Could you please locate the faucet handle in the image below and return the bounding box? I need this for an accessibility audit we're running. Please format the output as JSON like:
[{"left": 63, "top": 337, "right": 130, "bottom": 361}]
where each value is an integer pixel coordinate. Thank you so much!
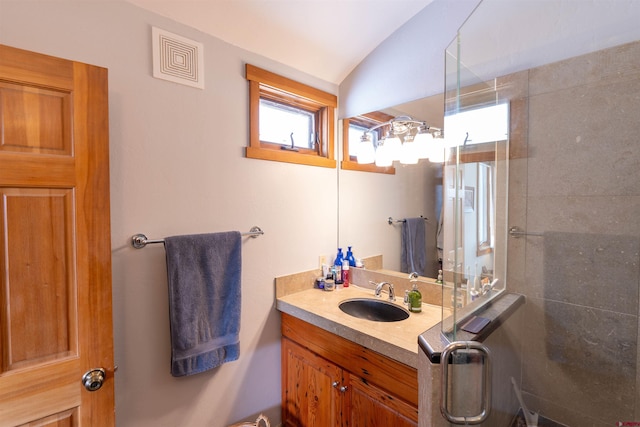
[{"left": 371, "top": 281, "right": 382, "bottom": 297}]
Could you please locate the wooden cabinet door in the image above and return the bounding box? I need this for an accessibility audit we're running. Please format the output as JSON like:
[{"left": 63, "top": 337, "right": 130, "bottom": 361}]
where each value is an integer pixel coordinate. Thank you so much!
[
  {"left": 0, "top": 45, "right": 114, "bottom": 426},
  {"left": 282, "top": 338, "right": 343, "bottom": 427},
  {"left": 346, "top": 373, "right": 418, "bottom": 427}
]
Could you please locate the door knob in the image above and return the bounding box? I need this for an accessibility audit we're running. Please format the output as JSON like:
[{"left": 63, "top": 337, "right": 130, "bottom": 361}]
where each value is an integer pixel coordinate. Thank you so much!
[{"left": 82, "top": 368, "right": 106, "bottom": 392}]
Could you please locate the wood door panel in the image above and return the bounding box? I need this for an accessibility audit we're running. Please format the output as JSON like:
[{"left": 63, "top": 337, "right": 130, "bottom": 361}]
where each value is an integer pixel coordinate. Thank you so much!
[
  {"left": 282, "top": 338, "right": 342, "bottom": 427},
  {"left": 1, "top": 188, "right": 77, "bottom": 371},
  {"left": 0, "top": 154, "right": 75, "bottom": 187},
  {"left": 0, "top": 82, "right": 72, "bottom": 155},
  {"left": 18, "top": 409, "right": 77, "bottom": 427},
  {"left": 0, "top": 359, "right": 80, "bottom": 426},
  {"left": 0, "top": 44, "right": 114, "bottom": 426},
  {"left": 348, "top": 373, "right": 418, "bottom": 427},
  {"left": 0, "top": 47, "right": 74, "bottom": 91}
]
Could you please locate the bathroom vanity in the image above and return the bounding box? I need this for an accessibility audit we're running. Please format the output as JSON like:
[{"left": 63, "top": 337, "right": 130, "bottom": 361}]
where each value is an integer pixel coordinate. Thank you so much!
[
  {"left": 276, "top": 269, "right": 445, "bottom": 426},
  {"left": 281, "top": 313, "right": 418, "bottom": 426}
]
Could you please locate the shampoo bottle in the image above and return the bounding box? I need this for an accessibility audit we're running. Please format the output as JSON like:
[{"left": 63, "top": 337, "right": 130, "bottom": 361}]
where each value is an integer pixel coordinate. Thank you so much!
[{"left": 334, "top": 248, "right": 344, "bottom": 284}]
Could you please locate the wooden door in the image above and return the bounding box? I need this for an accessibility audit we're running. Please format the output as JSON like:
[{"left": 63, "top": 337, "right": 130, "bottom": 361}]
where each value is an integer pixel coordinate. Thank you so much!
[
  {"left": 281, "top": 338, "right": 342, "bottom": 427},
  {"left": 0, "top": 45, "right": 114, "bottom": 426},
  {"left": 346, "top": 373, "right": 418, "bottom": 427}
]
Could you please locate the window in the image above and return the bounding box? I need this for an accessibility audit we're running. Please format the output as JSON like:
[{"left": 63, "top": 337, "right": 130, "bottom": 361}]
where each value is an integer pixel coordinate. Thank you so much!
[
  {"left": 341, "top": 112, "right": 395, "bottom": 174},
  {"left": 245, "top": 64, "right": 337, "bottom": 168}
]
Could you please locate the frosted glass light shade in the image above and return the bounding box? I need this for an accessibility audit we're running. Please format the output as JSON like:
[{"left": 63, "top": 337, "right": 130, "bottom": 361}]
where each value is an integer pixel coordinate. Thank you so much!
[
  {"left": 428, "top": 138, "right": 447, "bottom": 163},
  {"left": 375, "top": 143, "right": 393, "bottom": 167},
  {"left": 384, "top": 135, "right": 402, "bottom": 161},
  {"left": 357, "top": 138, "right": 375, "bottom": 164},
  {"left": 414, "top": 132, "right": 434, "bottom": 159},
  {"left": 400, "top": 141, "right": 419, "bottom": 164}
]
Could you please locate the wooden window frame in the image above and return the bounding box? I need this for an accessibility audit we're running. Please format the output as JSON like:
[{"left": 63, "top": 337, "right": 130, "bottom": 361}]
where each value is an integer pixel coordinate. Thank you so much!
[
  {"left": 245, "top": 64, "right": 337, "bottom": 168},
  {"left": 341, "top": 111, "right": 395, "bottom": 174}
]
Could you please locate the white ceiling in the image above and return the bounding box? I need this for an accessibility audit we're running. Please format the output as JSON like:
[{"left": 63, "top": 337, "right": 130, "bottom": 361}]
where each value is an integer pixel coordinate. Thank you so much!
[{"left": 126, "top": 0, "right": 434, "bottom": 84}]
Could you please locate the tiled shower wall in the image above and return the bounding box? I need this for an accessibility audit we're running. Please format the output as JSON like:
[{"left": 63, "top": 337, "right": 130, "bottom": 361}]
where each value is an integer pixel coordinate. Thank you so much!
[{"left": 507, "top": 40, "right": 640, "bottom": 427}]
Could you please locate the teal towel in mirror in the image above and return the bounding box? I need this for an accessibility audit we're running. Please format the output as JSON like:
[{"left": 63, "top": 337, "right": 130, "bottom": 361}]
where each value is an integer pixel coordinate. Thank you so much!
[{"left": 401, "top": 217, "right": 426, "bottom": 276}]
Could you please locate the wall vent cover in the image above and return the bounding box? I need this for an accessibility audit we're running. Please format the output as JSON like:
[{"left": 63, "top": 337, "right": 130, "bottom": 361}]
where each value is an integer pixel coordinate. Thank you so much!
[{"left": 152, "top": 27, "right": 204, "bottom": 89}]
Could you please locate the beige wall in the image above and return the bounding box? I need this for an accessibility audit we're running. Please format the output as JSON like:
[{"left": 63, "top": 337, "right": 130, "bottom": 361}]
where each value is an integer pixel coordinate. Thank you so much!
[
  {"left": 507, "top": 41, "right": 640, "bottom": 426},
  {"left": 0, "top": 1, "right": 340, "bottom": 425}
]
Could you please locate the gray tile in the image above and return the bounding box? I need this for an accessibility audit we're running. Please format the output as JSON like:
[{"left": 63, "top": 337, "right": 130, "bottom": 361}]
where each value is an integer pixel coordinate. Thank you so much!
[
  {"left": 522, "top": 298, "right": 637, "bottom": 424},
  {"left": 522, "top": 236, "right": 545, "bottom": 300},
  {"left": 542, "top": 231, "right": 639, "bottom": 314},
  {"left": 526, "top": 195, "right": 640, "bottom": 237},
  {"left": 521, "top": 393, "right": 614, "bottom": 427},
  {"left": 527, "top": 77, "right": 640, "bottom": 198},
  {"left": 529, "top": 41, "right": 640, "bottom": 96},
  {"left": 637, "top": 313, "right": 640, "bottom": 422}
]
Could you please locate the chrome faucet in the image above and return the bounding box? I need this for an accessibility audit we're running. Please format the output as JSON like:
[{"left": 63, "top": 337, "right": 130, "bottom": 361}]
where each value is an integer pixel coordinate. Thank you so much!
[{"left": 371, "top": 281, "right": 395, "bottom": 301}]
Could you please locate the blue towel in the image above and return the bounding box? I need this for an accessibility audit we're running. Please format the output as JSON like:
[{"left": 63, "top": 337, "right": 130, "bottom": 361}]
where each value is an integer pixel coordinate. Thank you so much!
[
  {"left": 164, "top": 232, "right": 242, "bottom": 377},
  {"left": 401, "top": 218, "right": 426, "bottom": 276}
]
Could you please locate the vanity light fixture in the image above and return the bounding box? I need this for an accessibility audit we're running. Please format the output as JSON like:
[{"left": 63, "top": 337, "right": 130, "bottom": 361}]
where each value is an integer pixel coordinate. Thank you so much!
[{"left": 357, "top": 115, "right": 444, "bottom": 165}]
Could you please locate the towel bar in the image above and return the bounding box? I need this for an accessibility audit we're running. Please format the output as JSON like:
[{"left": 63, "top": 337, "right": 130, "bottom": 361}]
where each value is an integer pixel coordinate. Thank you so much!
[
  {"left": 388, "top": 216, "right": 428, "bottom": 225},
  {"left": 131, "top": 226, "right": 264, "bottom": 249},
  {"left": 508, "top": 226, "right": 543, "bottom": 238}
]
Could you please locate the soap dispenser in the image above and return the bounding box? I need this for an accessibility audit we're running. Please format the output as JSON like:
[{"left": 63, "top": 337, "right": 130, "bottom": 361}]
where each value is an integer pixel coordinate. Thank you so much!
[{"left": 406, "top": 272, "right": 422, "bottom": 313}]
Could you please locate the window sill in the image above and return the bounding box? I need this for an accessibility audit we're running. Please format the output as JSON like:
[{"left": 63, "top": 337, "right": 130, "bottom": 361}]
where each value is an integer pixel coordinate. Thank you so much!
[
  {"left": 247, "top": 146, "right": 336, "bottom": 168},
  {"left": 340, "top": 160, "right": 395, "bottom": 174}
]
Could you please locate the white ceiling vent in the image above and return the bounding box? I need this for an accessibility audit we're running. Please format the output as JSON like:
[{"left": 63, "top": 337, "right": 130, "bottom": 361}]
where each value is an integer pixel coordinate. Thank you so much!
[{"left": 152, "top": 27, "right": 204, "bottom": 89}]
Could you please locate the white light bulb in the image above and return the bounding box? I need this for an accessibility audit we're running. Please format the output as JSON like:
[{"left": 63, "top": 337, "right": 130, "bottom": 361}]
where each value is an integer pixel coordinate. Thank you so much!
[
  {"left": 399, "top": 140, "right": 418, "bottom": 164},
  {"left": 384, "top": 135, "right": 402, "bottom": 161},
  {"left": 414, "top": 132, "right": 434, "bottom": 159},
  {"left": 357, "top": 137, "right": 375, "bottom": 164},
  {"left": 375, "top": 143, "right": 393, "bottom": 167}
]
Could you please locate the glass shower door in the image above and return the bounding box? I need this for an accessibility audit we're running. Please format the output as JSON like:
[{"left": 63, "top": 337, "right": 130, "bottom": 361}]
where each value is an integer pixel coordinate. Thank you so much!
[{"left": 437, "top": 9, "right": 511, "bottom": 424}]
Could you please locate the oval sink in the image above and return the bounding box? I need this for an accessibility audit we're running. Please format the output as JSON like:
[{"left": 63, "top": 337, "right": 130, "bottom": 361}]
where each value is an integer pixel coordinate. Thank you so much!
[{"left": 339, "top": 298, "right": 410, "bottom": 322}]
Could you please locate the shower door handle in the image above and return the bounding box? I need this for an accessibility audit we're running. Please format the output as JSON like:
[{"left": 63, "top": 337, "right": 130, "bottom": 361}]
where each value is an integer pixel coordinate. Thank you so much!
[{"left": 440, "top": 341, "right": 491, "bottom": 425}]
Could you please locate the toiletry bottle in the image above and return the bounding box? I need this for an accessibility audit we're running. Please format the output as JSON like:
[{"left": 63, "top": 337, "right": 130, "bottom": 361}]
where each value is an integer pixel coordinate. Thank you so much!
[
  {"left": 470, "top": 287, "right": 479, "bottom": 301},
  {"left": 436, "top": 270, "right": 443, "bottom": 284},
  {"left": 334, "top": 248, "right": 343, "bottom": 285},
  {"left": 342, "top": 259, "right": 350, "bottom": 287},
  {"left": 473, "top": 263, "right": 480, "bottom": 294},
  {"left": 346, "top": 246, "right": 356, "bottom": 267},
  {"left": 324, "top": 278, "right": 335, "bottom": 291},
  {"left": 470, "top": 263, "right": 480, "bottom": 301},
  {"left": 407, "top": 273, "right": 422, "bottom": 313}
]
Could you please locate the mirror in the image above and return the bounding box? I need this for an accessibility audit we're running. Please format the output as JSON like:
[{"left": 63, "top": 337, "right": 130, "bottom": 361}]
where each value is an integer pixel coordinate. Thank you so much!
[
  {"left": 338, "top": 77, "right": 510, "bottom": 320},
  {"left": 338, "top": 94, "right": 445, "bottom": 281}
]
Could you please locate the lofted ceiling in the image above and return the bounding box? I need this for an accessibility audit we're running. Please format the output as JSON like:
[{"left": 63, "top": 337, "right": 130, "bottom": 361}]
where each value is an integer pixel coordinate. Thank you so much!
[{"left": 126, "top": 0, "right": 434, "bottom": 84}]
